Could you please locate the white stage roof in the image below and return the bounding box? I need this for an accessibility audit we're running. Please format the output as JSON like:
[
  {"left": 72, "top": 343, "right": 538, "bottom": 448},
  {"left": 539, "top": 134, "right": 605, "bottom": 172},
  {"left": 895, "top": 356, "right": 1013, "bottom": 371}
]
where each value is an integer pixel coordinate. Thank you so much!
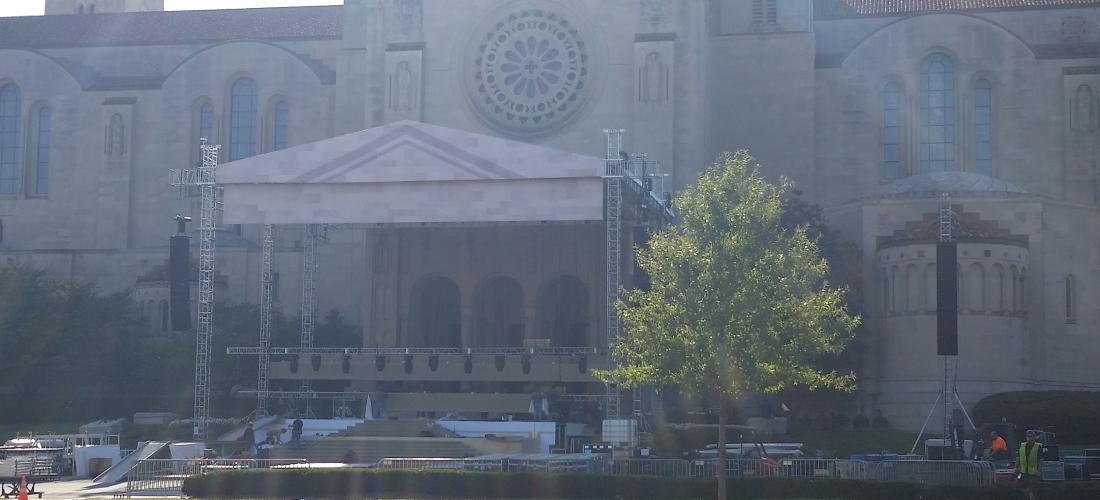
[{"left": 219, "top": 120, "right": 606, "bottom": 225}]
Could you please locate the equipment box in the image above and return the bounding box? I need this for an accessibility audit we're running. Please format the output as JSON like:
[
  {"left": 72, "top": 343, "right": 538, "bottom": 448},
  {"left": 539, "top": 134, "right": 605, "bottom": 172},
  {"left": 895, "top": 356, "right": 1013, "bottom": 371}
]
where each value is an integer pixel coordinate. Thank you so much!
[{"left": 1043, "top": 461, "right": 1065, "bottom": 481}]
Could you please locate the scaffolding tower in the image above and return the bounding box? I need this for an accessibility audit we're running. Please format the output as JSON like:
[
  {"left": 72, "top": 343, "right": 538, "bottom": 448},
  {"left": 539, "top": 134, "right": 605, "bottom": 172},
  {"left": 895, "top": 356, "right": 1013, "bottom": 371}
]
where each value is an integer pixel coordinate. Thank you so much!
[
  {"left": 603, "top": 129, "right": 624, "bottom": 421},
  {"left": 296, "top": 224, "right": 320, "bottom": 416},
  {"left": 169, "top": 140, "right": 220, "bottom": 441},
  {"left": 257, "top": 224, "right": 275, "bottom": 417}
]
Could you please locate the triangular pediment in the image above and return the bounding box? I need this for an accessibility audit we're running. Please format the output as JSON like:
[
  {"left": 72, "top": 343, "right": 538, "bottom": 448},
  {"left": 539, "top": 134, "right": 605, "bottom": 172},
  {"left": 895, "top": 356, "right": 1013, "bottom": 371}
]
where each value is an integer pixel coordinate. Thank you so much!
[{"left": 219, "top": 120, "right": 605, "bottom": 185}]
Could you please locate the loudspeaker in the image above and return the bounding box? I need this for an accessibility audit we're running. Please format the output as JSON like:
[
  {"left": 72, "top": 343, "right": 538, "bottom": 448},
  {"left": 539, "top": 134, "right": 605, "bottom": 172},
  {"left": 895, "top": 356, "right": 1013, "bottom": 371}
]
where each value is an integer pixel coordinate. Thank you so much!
[
  {"left": 169, "top": 235, "right": 191, "bottom": 332},
  {"left": 936, "top": 243, "right": 958, "bottom": 356}
]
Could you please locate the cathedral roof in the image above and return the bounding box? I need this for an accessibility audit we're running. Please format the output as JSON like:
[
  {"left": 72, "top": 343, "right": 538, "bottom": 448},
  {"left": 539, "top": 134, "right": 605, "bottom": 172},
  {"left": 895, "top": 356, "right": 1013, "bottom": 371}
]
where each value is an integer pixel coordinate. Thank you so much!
[
  {"left": 0, "top": 6, "right": 342, "bottom": 48},
  {"left": 817, "top": 0, "right": 1100, "bottom": 18},
  {"left": 869, "top": 171, "right": 1032, "bottom": 200}
]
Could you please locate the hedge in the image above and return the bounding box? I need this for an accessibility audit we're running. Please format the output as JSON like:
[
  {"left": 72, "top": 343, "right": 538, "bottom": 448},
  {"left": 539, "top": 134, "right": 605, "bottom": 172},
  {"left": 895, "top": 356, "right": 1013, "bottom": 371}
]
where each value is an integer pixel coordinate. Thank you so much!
[
  {"left": 972, "top": 391, "right": 1100, "bottom": 443},
  {"left": 180, "top": 468, "right": 1100, "bottom": 500}
]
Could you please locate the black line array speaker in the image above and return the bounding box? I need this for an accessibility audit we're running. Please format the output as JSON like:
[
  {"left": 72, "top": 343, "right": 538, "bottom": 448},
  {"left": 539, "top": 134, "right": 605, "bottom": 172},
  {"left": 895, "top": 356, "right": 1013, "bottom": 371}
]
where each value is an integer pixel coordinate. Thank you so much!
[
  {"left": 169, "top": 235, "right": 192, "bottom": 332},
  {"left": 937, "top": 242, "right": 958, "bottom": 356}
]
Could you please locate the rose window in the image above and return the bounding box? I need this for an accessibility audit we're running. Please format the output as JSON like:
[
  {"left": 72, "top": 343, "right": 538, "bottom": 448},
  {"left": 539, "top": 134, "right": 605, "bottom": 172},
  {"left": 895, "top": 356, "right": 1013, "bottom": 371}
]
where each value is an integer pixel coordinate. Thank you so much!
[{"left": 466, "top": 9, "right": 592, "bottom": 138}]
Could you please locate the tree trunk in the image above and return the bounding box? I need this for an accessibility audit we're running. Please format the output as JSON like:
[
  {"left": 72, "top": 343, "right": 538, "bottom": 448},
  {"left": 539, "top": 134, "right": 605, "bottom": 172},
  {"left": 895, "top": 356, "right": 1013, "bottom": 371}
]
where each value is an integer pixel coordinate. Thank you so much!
[{"left": 717, "top": 395, "right": 728, "bottom": 500}]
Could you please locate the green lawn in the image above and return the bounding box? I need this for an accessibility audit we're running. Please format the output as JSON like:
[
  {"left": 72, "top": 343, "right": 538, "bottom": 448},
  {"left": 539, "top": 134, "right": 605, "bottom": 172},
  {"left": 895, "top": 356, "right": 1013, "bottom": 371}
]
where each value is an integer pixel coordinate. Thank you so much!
[
  {"left": 779, "top": 429, "right": 921, "bottom": 459},
  {"left": 0, "top": 422, "right": 79, "bottom": 440}
]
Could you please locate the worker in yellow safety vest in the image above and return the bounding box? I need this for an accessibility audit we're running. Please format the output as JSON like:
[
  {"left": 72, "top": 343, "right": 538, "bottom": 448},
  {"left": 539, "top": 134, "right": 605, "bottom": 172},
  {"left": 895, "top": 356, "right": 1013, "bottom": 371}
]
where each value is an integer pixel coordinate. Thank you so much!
[{"left": 1015, "top": 429, "right": 1043, "bottom": 500}]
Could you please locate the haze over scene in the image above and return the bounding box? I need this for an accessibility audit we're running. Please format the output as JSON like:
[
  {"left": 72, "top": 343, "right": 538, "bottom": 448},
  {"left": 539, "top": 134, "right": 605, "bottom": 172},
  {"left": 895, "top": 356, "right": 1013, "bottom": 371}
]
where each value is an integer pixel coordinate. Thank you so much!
[{"left": 0, "top": 1, "right": 342, "bottom": 17}]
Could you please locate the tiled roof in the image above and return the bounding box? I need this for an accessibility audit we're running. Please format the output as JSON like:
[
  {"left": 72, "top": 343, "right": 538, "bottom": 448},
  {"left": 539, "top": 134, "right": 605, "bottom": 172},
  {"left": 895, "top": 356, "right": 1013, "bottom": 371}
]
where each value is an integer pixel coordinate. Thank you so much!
[
  {"left": 0, "top": 6, "right": 343, "bottom": 49},
  {"left": 870, "top": 172, "right": 1032, "bottom": 200},
  {"left": 817, "top": 0, "right": 1100, "bottom": 18}
]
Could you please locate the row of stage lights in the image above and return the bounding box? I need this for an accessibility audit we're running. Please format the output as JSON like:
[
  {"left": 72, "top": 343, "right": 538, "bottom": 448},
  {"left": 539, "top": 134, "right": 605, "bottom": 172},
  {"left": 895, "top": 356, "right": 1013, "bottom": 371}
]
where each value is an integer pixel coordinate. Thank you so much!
[{"left": 287, "top": 354, "right": 588, "bottom": 375}]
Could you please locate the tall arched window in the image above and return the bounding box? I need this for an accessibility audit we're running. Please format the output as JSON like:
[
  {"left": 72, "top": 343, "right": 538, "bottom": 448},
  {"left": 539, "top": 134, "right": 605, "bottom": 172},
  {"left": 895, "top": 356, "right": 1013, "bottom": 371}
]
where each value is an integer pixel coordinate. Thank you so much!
[
  {"left": 974, "top": 79, "right": 992, "bottom": 176},
  {"left": 34, "top": 107, "right": 51, "bottom": 195},
  {"left": 229, "top": 78, "right": 258, "bottom": 161},
  {"left": 1066, "top": 274, "right": 1077, "bottom": 323},
  {"left": 77, "top": 4, "right": 84, "bottom": 13},
  {"left": 883, "top": 82, "right": 901, "bottom": 179},
  {"left": 920, "top": 53, "right": 955, "bottom": 173},
  {"left": 199, "top": 102, "right": 214, "bottom": 144},
  {"left": 89, "top": 4, "right": 95, "bottom": 13},
  {"left": 273, "top": 101, "right": 288, "bottom": 151},
  {"left": 0, "top": 84, "right": 21, "bottom": 195}
]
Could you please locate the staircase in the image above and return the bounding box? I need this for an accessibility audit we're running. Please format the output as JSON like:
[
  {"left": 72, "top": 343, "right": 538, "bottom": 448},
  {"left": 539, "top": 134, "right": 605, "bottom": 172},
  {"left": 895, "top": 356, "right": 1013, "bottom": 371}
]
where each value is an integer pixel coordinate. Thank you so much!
[{"left": 268, "top": 436, "right": 477, "bottom": 464}]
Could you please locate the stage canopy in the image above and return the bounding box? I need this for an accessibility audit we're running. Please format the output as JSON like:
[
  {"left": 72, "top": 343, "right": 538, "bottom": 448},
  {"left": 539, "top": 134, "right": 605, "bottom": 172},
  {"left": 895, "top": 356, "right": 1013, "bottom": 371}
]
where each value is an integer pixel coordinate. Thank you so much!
[{"left": 219, "top": 120, "right": 607, "bottom": 225}]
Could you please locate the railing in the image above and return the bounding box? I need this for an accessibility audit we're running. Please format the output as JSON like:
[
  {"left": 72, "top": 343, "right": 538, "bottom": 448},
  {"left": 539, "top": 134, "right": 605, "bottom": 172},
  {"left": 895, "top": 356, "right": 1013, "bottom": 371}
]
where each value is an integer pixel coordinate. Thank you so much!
[
  {"left": 610, "top": 459, "right": 691, "bottom": 477},
  {"left": 125, "top": 458, "right": 309, "bottom": 496},
  {"left": 687, "top": 458, "right": 868, "bottom": 479}
]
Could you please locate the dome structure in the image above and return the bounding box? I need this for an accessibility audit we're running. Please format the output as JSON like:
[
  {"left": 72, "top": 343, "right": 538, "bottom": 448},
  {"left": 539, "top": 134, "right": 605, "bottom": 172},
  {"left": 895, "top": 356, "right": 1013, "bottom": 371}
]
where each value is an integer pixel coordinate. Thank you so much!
[{"left": 870, "top": 172, "right": 1031, "bottom": 200}]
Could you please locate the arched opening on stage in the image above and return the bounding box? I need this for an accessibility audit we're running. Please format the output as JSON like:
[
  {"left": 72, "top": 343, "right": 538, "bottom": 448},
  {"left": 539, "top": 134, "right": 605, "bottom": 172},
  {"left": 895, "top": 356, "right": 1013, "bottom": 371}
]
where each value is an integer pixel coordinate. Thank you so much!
[
  {"left": 410, "top": 275, "right": 462, "bottom": 348},
  {"left": 473, "top": 275, "right": 525, "bottom": 347},
  {"left": 537, "top": 275, "right": 590, "bottom": 347}
]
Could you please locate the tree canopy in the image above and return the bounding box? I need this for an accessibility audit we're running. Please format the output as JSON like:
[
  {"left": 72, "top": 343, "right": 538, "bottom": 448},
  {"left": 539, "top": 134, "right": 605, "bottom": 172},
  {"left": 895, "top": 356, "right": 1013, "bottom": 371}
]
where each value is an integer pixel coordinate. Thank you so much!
[{"left": 597, "top": 152, "right": 861, "bottom": 500}]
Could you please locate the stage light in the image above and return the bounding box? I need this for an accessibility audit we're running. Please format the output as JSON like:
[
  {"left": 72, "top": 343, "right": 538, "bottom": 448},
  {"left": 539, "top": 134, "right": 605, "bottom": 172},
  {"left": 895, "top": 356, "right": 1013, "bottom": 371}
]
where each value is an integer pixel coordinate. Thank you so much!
[
  {"left": 289, "top": 355, "right": 299, "bottom": 374},
  {"left": 375, "top": 355, "right": 386, "bottom": 371},
  {"left": 578, "top": 355, "right": 587, "bottom": 374},
  {"left": 404, "top": 354, "right": 414, "bottom": 374},
  {"left": 521, "top": 355, "right": 531, "bottom": 374},
  {"left": 341, "top": 355, "right": 351, "bottom": 374},
  {"left": 428, "top": 355, "right": 439, "bottom": 372},
  {"left": 464, "top": 355, "right": 473, "bottom": 374},
  {"left": 495, "top": 355, "right": 506, "bottom": 372},
  {"left": 311, "top": 355, "right": 322, "bottom": 372}
]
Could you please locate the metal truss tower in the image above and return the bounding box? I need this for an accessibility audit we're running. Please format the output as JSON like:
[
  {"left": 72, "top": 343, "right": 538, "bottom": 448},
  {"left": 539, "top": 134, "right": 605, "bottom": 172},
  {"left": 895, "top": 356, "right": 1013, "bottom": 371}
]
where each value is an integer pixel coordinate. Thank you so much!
[
  {"left": 604, "top": 129, "right": 624, "bottom": 421},
  {"left": 257, "top": 224, "right": 275, "bottom": 417},
  {"left": 298, "top": 224, "right": 320, "bottom": 415},
  {"left": 939, "top": 193, "right": 952, "bottom": 444},
  {"left": 170, "top": 140, "right": 220, "bottom": 441}
]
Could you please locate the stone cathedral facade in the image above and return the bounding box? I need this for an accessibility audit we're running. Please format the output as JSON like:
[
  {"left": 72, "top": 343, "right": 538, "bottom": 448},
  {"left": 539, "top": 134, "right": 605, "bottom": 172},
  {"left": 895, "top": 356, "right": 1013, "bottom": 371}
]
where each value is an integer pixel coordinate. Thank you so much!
[{"left": 2, "top": 0, "right": 1100, "bottom": 429}]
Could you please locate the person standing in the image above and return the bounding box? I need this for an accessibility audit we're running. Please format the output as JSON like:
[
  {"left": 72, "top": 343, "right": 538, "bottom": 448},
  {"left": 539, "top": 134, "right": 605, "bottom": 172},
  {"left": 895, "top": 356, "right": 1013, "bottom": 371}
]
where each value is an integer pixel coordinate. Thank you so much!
[
  {"left": 239, "top": 423, "right": 257, "bottom": 455},
  {"left": 1016, "top": 429, "right": 1043, "bottom": 500},
  {"left": 291, "top": 417, "right": 304, "bottom": 450}
]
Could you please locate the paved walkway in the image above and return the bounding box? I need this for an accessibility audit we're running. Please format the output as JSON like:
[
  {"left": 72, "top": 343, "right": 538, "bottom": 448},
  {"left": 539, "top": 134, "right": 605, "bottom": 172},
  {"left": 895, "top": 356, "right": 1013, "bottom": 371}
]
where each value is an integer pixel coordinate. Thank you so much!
[{"left": 22, "top": 479, "right": 147, "bottom": 500}]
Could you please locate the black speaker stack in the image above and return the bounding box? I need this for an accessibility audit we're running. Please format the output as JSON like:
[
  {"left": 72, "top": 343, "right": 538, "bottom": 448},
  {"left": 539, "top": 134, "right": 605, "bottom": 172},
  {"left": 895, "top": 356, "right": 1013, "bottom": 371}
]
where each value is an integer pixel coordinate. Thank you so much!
[
  {"left": 169, "top": 216, "right": 192, "bottom": 332},
  {"left": 936, "top": 243, "right": 958, "bottom": 356}
]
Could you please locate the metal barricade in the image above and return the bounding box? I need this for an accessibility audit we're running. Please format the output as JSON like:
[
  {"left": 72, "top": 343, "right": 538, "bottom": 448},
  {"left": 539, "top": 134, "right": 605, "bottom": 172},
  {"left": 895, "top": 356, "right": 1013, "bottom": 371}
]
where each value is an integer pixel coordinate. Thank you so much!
[
  {"left": 376, "top": 458, "right": 505, "bottom": 472},
  {"left": 877, "top": 460, "right": 994, "bottom": 486},
  {"left": 125, "top": 458, "right": 309, "bottom": 496},
  {"left": 610, "top": 459, "right": 691, "bottom": 477},
  {"left": 505, "top": 458, "right": 605, "bottom": 475},
  {"left": 775, "top": 459, "right": 868, "bottom": 479}
]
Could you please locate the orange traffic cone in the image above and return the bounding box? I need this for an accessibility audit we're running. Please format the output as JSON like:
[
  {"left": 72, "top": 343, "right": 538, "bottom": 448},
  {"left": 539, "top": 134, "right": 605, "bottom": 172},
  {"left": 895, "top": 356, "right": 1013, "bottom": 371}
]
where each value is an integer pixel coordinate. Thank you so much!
[{"left": 17, "top": 476, "right": 28, "bottom": 500}]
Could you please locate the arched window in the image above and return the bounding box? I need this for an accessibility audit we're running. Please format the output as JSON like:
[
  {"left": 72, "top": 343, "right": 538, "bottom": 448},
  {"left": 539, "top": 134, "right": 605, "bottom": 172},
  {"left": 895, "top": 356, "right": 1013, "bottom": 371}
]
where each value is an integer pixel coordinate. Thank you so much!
[
  {"left": 160, "top": 300, "right": 170, "bottom": 333},
  {"left": 883, "top": 82, "right": 901, "bottom": 179},
  {"left": 77, "top": 4, "right": 84, "bottom": 14},
  {"left": 89, "top": 4, "right": 95, "bottom": 13},
  {"left": 199, "top": 102, "right": 214, "bottom": 144},
  {"left": 273, "top": 101, "right": 288, "bottom": 151},
  {"left": 1066, "top": 274, "right": 1077, "bottom": 323},
  {"left": 974, "top": 79, "right": 992, "bottom": 176},
  {"left": 920, "top": 53, "right": 955, "bottom": 173},
  {"left": 229, "top": 78, "right": 258, "bottom": 161},
  {"left": 0, "top": 84, "right": 21, "bottom": 195},
  {"left": 34, "top": 107, "right": 50, "bottom": 195}
]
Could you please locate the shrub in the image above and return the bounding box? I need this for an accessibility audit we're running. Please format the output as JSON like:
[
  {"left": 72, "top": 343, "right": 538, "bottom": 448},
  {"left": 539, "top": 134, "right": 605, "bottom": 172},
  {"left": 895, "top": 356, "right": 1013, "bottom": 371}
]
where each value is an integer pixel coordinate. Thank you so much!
[
  {"left": 813, "top": 415, "right": 830, "bottom": 429},
  {"left": 972, "top": 391, "right": 1100, "bottom": 443},
  {"left": 852, "top": 415, "right": 870, "bottom": 429},
  {"left": 180, "top": 469, "right": 1100, "bottom": 500},
  {"left": 797, "top": 415, "right": 813, "bottom": 430},
  {"left": 832, "top": 414, "right": 852, "bottom": 430}
]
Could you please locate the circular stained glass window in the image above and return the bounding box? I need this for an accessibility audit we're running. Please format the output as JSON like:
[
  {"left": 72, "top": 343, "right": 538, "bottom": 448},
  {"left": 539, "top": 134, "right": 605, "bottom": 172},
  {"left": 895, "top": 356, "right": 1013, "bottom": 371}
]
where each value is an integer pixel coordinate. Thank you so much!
[{"left": 466, "top": 9, "right": 592, "bottom": 138}]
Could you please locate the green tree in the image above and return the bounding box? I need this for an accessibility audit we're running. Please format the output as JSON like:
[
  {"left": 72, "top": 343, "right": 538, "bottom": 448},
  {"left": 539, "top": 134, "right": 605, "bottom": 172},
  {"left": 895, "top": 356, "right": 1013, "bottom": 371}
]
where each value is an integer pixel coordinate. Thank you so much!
[{"left": 598, "top": 152, "right": 860, "bottom": 500}]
